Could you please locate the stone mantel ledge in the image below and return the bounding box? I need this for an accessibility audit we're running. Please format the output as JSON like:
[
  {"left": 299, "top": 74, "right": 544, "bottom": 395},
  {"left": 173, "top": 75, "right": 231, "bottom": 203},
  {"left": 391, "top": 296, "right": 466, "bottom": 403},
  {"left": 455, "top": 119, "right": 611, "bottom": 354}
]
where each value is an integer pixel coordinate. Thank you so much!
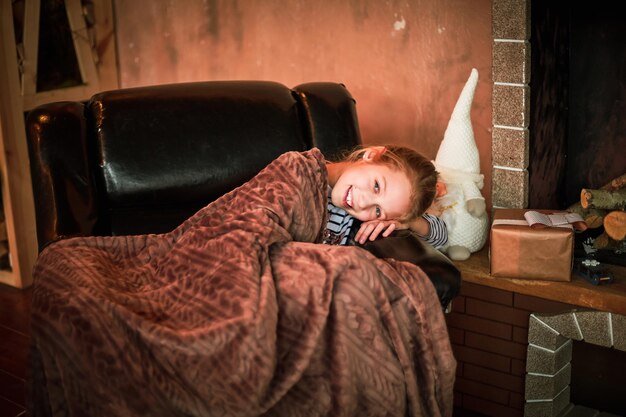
[{"left": 455, "top": 247, "right": 626, "bottom": 316}]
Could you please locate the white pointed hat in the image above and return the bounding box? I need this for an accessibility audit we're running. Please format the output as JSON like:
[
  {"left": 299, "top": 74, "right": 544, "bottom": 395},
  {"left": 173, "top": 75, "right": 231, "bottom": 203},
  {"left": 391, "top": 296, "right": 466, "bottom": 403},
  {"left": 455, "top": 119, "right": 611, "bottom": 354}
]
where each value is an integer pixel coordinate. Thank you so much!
[{"left": 435, "top": 68, "right": 480, "bottom": 175}]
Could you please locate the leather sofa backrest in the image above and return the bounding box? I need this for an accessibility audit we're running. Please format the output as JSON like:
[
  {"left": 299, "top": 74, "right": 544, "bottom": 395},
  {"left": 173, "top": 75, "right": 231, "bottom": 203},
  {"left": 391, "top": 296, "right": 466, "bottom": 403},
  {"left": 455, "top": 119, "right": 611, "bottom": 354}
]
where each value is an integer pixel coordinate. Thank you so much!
[{"left": 27, "top": 81, "right": 361, "bottom": 250}]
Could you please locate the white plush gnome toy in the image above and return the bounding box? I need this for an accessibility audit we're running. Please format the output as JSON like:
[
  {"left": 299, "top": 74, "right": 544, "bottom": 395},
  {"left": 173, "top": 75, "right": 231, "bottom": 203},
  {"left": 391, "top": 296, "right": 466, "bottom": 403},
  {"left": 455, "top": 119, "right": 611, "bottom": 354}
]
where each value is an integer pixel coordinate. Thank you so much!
[{"left": 433, "top": 68, "right": 488, "bottom": 261}]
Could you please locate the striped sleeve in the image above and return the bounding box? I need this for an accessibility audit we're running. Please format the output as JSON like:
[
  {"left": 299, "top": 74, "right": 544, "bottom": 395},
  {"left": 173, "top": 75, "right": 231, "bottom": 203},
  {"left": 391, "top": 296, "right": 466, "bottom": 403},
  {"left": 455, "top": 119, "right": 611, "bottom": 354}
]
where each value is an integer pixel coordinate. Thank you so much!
[{"left": 419, "top": 213, "right": 448, "bottom": 249}]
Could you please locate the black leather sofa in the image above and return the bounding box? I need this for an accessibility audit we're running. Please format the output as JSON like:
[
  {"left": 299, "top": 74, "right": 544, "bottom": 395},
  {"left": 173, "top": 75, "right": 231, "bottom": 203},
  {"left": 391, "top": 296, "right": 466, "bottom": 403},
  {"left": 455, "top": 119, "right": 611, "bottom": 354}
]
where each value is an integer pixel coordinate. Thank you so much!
[{"left": 25, "top": 80, "right": 460, "bottom": 307}]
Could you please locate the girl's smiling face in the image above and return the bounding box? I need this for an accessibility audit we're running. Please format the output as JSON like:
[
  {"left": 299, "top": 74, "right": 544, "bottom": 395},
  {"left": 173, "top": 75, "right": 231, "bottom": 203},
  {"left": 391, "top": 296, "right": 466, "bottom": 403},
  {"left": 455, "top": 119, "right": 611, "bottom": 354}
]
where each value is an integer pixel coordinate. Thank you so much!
[{"left": 330, "top": 161, "right": 411, "bottom": 222}]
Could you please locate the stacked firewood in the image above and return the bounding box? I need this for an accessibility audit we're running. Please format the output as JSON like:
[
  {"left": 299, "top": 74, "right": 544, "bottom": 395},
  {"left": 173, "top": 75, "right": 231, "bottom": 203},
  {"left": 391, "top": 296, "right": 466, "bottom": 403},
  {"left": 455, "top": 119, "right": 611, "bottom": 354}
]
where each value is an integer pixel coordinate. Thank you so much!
[{"left": 568, "top": 172, "right": 626, "bottom": 250}]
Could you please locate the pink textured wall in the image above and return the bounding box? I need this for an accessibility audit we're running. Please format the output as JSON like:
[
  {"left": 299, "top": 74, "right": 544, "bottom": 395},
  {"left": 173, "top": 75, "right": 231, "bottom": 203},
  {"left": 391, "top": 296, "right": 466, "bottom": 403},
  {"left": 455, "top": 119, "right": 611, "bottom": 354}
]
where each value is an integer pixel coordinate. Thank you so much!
[{"left": 114, "top": 0, "right": 492, "bottom": 205}]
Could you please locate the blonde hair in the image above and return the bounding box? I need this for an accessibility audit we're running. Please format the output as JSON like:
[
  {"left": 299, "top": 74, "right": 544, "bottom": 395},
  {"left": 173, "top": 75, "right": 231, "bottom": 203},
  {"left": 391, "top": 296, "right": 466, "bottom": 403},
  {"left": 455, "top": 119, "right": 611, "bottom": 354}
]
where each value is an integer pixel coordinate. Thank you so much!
[{"left": 338, "top": 144, "right": 438, "bottom": 222}]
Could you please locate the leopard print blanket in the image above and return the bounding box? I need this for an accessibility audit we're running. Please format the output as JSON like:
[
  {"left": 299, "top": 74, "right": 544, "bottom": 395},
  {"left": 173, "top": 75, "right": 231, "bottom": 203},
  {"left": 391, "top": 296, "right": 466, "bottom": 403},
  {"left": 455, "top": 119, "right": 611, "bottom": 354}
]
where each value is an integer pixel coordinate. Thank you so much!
[{"left": 28, "top": 149, "right": 455, "bottom": 417}]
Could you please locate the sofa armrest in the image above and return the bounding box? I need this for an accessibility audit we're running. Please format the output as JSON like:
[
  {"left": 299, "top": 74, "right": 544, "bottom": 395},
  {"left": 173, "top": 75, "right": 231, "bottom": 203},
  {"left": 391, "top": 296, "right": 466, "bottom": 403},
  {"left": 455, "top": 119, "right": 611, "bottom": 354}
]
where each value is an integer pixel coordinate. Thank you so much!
[
  {"left": 359, "top": 230, "right": 461, "bottom": 308},
  {"left": 26, "top": 102, "right": 98, "bottom": 251}
]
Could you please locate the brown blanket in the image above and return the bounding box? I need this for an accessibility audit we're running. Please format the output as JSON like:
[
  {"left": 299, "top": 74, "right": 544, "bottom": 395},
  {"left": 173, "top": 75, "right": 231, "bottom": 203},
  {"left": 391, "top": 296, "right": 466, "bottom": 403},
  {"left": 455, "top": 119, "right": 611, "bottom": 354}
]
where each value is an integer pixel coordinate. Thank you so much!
[{"left": 28, "top": 149, "right": 456, "bottom": 417}]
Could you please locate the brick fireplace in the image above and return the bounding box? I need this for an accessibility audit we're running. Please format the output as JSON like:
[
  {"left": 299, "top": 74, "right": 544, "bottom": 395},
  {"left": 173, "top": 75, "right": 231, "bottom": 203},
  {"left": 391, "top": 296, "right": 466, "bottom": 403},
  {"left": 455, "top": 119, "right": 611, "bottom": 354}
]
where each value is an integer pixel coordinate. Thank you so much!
[
  {"left": 446, "top": 280, "right": 626, "bottom": 417},
  {"left": 482, "top": 3, "right": 626, "bottom": 416}
]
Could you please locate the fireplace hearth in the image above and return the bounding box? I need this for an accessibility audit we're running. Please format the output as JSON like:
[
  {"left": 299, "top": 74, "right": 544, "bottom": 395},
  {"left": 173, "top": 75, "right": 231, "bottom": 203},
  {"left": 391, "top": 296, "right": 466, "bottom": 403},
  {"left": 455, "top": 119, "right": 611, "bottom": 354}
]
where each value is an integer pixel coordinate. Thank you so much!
[{"left": 525, "top": 311, "right": 626, "bottom": 417}]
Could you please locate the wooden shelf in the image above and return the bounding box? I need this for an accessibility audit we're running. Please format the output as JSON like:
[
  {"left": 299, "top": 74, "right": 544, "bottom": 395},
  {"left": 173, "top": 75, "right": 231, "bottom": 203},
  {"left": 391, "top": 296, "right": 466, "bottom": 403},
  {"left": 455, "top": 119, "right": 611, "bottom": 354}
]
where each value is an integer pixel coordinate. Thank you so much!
[
  {"left": 0, "top": 1, "right": 118, "bottom": 288},
  {"left": 0, "top": 3, "right": 38, "bottom": 288},
  {"left": 455, "top": 247, "right": 626, "bottom": 316}
]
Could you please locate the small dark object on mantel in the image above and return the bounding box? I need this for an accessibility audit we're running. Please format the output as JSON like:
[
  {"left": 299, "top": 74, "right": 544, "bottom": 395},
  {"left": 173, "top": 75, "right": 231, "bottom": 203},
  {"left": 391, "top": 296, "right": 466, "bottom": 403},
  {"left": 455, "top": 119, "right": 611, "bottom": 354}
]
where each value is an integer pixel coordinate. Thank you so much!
[
  {"left": 573, "top": 258, "right": 614, "bottom": 286},
  {"left": 575, "top": 231, "right": 626, "bottom": 267}
]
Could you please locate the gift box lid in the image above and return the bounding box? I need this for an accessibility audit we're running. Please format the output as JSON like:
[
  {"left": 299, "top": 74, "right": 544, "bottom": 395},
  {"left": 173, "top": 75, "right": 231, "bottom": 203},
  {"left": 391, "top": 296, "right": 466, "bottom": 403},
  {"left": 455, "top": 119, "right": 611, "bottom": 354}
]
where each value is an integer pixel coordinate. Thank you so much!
[{"left": 493, "top": 208, "right": 585, "bottom": 231}]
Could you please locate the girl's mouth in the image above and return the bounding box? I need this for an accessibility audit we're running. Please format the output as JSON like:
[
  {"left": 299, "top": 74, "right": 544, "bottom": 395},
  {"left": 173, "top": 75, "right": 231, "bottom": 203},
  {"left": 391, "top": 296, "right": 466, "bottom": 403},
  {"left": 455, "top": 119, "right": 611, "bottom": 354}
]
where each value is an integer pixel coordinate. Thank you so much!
[{"left": 345, "top": 186, "right": 353, "bottom": 208}]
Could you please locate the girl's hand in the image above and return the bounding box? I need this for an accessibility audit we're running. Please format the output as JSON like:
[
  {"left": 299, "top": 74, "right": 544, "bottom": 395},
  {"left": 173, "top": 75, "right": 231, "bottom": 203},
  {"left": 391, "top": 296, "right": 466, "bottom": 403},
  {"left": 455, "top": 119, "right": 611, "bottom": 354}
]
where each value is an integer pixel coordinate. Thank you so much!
[{"left": 355, "top": 220, "right": 407, "bottom": 244}]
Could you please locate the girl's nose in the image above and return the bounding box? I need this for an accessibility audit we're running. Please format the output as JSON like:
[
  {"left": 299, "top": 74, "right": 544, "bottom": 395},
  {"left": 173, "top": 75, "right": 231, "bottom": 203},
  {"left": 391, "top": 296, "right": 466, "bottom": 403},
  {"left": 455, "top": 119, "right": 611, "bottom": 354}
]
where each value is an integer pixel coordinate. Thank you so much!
[{"left": 357, "top": 191, "right": 373, "bottom": 210}]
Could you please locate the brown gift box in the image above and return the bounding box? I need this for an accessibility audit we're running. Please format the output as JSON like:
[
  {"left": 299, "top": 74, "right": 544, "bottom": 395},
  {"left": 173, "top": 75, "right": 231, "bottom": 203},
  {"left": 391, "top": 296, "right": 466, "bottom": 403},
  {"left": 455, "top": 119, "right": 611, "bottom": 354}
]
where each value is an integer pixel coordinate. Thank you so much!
[{"left": 490, "top": 209, "right": 574, "bottom": 281}]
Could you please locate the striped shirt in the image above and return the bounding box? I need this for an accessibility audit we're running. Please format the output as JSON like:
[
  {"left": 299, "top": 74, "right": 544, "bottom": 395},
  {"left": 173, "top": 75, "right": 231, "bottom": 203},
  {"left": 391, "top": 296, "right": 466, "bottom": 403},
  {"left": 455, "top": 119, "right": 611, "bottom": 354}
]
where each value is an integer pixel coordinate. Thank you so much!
[
  {"left": 323, "top": 192, "right": 356, "bottom": 245},
  {"left": 323, "top": 189, "right": 448, "bottom": 249},
  {"left": 420, "top": 213, "right": 448, "bottom": 249}
]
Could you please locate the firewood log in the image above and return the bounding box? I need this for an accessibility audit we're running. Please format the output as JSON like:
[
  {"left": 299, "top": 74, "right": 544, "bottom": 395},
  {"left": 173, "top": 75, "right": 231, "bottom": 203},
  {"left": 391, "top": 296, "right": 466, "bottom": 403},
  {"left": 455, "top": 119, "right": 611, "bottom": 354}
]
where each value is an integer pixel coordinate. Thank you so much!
[
  {"left": 566, "top": 202, "right": 606, "bottom": 228},
  {"left": 580, "top": 188, "right": 626, "bottom": 210},
  {"left": 604, "top": 210, "right": 626, "bottom": 241},
  {"left": 592, "top": 231, "right": 625, "bottom": 251},
  {"left": 568, "top": 174, "right": 625, "bottom": 227}
]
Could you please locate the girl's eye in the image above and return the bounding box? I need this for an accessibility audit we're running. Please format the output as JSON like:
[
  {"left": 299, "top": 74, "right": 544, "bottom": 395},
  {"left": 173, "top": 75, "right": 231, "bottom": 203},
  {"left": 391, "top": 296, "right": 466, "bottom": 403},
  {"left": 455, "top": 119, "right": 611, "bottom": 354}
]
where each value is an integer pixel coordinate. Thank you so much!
[
  {"left": 375, "top": 206, "right": 381, "bottom": 218},
  {"left": 374, "top": 181, "right": 380, "bottom": 193}
]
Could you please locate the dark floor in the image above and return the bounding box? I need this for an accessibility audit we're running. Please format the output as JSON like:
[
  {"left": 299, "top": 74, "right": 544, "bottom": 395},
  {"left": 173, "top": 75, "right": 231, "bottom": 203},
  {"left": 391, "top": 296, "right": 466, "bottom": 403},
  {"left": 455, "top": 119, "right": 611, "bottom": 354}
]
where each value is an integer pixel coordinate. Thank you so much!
[
  {"left": 0, "top": 283, "right": 486, "bottom": 417},
  {"left": 0, "top": 283, "right": 31, "bottom": 417}
]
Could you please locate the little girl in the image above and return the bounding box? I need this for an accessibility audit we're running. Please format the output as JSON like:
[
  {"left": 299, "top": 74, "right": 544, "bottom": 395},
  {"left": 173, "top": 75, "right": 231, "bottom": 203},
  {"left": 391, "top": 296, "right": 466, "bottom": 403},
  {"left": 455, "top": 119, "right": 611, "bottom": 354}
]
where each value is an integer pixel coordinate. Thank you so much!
[{"left": 323, "top": 145, "right": 448, "bottom": 249}]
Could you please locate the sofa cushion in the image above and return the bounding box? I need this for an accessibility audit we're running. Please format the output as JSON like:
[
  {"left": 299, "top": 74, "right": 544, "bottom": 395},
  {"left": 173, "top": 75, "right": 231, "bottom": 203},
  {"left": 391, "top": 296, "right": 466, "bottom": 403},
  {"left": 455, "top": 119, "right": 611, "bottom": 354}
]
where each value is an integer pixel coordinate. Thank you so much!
[{"left": 88, "top": 81, "right": 309, "bottom": 211}]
